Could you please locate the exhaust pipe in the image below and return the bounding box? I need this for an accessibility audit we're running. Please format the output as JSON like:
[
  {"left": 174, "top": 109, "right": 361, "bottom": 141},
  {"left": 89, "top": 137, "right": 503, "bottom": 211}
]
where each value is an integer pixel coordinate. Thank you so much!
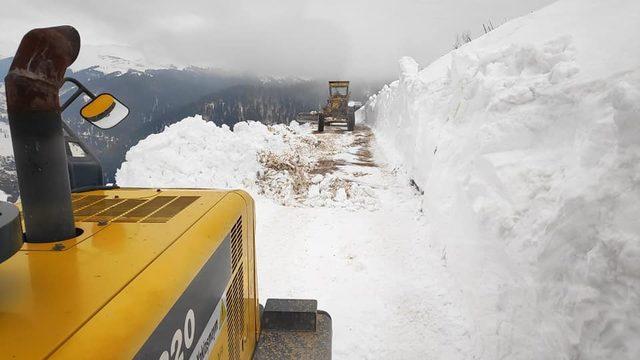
[{"left": 5, "top": 26, "right": 81, "bottom": 243}]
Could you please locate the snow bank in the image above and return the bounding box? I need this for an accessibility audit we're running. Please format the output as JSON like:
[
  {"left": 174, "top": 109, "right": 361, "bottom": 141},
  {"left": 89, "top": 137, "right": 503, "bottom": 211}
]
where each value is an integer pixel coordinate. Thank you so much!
[
  {"left": 116, "top": 116, "right": 287, "bottom": 189},
  {"left": 116, "top": 116, "right": 376, "bottom": 209},
  {"left": 362, "top": 0, "right": 640, "bottom": 358}
]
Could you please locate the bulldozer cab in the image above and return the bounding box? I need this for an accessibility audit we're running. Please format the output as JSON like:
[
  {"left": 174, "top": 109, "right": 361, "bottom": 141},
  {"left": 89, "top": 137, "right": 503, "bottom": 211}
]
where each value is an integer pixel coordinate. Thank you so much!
[
  {"left": 328, "top": 81, "right": 349, "bottom": 97},
  {"left": 326, "top": 81, "right": 350, "bottom": 113}
]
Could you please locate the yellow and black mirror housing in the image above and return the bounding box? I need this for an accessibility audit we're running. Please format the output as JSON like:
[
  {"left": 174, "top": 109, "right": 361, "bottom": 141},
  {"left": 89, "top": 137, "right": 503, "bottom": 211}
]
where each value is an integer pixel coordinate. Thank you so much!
[
  {"left": 80, "top": 93, "right": 129, "bottom": 129},
  {"left": 80, "top": 93, "right": 116, "bottom": 121}
]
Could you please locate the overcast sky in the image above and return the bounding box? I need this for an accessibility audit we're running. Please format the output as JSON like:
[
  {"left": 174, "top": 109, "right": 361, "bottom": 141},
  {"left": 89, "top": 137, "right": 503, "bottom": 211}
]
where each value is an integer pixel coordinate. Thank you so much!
[{"left": 0, "top": 0, "right": 556, "bottom": 79}]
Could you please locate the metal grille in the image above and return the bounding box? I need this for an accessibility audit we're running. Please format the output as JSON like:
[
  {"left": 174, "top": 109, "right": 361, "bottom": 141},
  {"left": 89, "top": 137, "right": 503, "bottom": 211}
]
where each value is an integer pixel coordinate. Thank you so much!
[
  {"left": 72, "top": 195, "right": 107, "bottom": 209},
  {"left": 74, "top": 199, "right": 124, "bottom": 221},
  {"left": 227, "top": 217, "right": 245, "bottom": 360},
  {"left": 230, "top": 218, "right": 243, "bottom": 271},
  {"left": 70, "top": 195, "right": 199, "bottom": 223},
  {"left": 227, "top": 267, "right": 244, "bottom": 360},
  {"left": 84, "top": 199, "right": 146, "bottom": 223},
  {"left": 112, "top": 196, "right": 176, "bottom": 223},
  {"left": 142, "top": 196, "right": 199, "bottom": 223}
]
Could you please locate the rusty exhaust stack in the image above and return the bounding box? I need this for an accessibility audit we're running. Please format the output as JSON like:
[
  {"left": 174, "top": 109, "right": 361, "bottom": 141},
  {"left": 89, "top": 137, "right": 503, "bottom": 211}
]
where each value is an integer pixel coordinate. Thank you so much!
[{"left": 5, "top": 26, "right": 80, "bottom": 243}]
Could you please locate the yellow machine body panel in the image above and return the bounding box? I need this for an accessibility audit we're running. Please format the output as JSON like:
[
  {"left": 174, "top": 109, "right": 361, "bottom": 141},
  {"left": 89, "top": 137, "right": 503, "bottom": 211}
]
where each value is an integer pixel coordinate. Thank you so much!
[{"left": 0, "top": 188, "right": 260, "bottom": 359}]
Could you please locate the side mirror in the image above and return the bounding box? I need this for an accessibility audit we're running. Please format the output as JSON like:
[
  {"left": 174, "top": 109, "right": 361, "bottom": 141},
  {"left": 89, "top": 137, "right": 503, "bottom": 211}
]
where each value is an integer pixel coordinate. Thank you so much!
[
  {"left": 61, "top": 78, "right": 129, "bottom": 129},
  {"left": 80, "top": 93, "right": 129, "bottom": 129}
]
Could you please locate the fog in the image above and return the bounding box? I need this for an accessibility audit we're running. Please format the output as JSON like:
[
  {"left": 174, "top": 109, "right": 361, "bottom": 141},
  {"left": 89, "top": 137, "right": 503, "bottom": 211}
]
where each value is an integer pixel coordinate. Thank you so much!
[{"left": 1, "top": 0, "right": 555, "bottom": 80}]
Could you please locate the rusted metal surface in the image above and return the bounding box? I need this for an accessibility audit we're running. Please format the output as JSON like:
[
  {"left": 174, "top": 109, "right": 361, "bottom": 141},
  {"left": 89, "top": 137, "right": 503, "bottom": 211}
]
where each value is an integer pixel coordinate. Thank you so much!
[
  {"left": 4, "top": 26, "right": 80, "bottom": 113},
  {"left": 5, "top": 26, "right": 80, "bottom": 242}
]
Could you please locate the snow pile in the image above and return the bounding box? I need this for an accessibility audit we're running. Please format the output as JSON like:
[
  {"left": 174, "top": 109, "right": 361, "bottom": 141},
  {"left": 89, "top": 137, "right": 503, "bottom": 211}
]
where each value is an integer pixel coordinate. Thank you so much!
[
  {"left": 116, "top": 116, "right": 376, "bottom": 209},
  {"left": 116, "top": 116, "right": 284, "bottom": 189},
  {"left": 305, "top": 172, "right": 376, "bottom": 209},
  {"left": 362, "top": 0, "right": 640, "bottom": 358}
]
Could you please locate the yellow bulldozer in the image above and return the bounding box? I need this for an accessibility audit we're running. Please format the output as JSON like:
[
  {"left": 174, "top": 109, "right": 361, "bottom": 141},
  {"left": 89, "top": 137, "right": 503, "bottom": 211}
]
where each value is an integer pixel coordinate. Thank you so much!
[
  {"left": 318, "top": 81, "right": 355, "bottom": 132},
  {"left": 0, "top": 26, "right": 331, "bottom": 359},
  {"left": 297, "top": 81, "right": 356, "bottom": 132}
]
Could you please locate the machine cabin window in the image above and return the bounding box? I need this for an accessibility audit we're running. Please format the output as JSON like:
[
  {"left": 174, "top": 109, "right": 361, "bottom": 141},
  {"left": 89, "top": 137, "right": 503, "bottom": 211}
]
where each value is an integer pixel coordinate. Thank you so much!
[{"left": 331, "top": 86, "right": 348, "bottom": 96}]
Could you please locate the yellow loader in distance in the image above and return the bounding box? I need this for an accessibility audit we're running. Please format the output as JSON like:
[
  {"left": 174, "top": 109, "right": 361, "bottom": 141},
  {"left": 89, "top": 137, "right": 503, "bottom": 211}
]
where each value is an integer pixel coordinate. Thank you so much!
[{"left": 318, "top": 81, "right": 355, "bottom": 132}]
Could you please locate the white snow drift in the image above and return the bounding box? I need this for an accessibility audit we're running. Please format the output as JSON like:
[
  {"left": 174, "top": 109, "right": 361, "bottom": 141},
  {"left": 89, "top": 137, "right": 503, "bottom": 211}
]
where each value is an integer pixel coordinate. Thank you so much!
[
  {"left": 361, "top": 0, "right": 640, "bottom": 358},
  {"left": 116, "top": 116, "right": 376, "bottom": 209},
  {"left": 116, "top": 116, "right": 287, "bottom": 189}
]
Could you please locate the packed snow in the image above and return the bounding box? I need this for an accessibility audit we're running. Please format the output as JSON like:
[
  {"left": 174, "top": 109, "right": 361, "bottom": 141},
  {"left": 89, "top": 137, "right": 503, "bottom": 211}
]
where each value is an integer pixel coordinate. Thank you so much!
[{"left": 361, "top": 0, "right": 640, "bottom": 358}]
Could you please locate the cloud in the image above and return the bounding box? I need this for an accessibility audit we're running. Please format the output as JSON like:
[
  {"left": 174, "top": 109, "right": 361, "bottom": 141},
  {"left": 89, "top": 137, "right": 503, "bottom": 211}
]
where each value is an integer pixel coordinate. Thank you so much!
[{"left": 0, "top": 0, "right": 556, "bottom": 79}]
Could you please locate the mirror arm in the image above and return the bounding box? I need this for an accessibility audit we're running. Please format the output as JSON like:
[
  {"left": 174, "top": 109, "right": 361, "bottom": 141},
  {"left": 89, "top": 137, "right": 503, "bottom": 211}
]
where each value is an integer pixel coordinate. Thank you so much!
[
  {"left": 63, "top": 77, "right": 96, "bottom": 98},
  {"left": 60, "top": 77, "right": 97, "bottom": 112},
  {"left": 60, "top": 88, "right": 83, "bottom": 112}
]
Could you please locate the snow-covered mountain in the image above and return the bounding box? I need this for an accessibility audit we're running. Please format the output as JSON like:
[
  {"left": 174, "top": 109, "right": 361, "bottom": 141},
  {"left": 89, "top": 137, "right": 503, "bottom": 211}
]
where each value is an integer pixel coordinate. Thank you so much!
[
  {"left": 68, "top": 44, "right": 176, "bottom": 75},
  {"left": 361, "top": 0, "right": 640, "bottom": 358}
]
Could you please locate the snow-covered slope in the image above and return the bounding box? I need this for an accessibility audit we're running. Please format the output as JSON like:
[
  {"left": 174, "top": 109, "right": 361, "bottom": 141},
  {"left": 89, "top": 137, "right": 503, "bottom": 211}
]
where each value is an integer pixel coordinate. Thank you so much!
[
  {"left": 0, "top": 122, "right": 12, "bottom": 157},
  {"left": 0, "top": 43, "right": 173, "bottom": 76},
  {"left": 69, "top": 44, "right": 175, "bottom": 75},
  {"left": 361, "top": 0, "right": 640, "bottom": 358},
  {"left": 0, "top": 83, "right": 6, "bottom": 119}
]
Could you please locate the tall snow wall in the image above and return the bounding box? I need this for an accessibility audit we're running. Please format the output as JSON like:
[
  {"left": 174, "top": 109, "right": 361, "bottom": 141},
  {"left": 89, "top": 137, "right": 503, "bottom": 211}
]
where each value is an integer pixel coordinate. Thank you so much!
[{"left": 361, "top": 0, "right": 640, "bottom": 358}]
